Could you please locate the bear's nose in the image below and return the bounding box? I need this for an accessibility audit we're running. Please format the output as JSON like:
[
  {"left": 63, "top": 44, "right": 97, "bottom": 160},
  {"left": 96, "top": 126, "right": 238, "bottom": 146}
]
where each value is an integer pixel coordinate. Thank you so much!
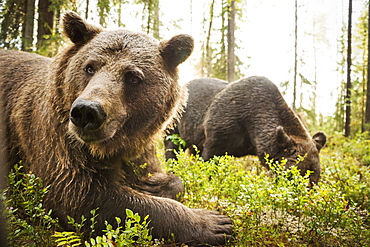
[{"left": 70, "top": 99, "right": 106, "bottom": 130}]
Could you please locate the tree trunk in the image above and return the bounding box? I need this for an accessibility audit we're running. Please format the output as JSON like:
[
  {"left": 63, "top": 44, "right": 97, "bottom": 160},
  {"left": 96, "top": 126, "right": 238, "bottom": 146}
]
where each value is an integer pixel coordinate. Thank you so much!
[
  {"left": 365, "top": 1, "right": 370, "bottom": 131},
  {"left": 85, "top": 0, "right": 89, "bottom": 20},
  {"left": 293, "top": 0, "right": 298, "bottom": 110},
  {"left": 344, "top": 0, "right": 352, "bottom": 137},
  {"left": 117, "top": 1, "right": 123, "bottom": 27},
  {"left": 216, "top": 0, "right": 226, "bottom": 80},
  {"left": 144, "top": 0, "right": 160, "bottom": 39},
  {"left": 22, "top": 0, "right": 36, "bottom": 51},
  {"left": 152, "top": 0, "right": 160, "bottom": 40},
  {"left": 146, "top": 1, "right": 151, "bottom": 34},
  {"left": 37, "top": 0, "right": 54, "bottom": 50},
  {"left": 205, "top": 0, "right": 215, "bottom": 77},
  {"left": 227, "top": 0, "right": 236, "bottom": 82}
]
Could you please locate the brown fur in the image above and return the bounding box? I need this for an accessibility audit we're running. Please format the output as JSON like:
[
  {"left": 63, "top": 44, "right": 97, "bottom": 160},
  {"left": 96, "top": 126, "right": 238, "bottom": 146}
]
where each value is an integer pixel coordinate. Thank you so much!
[
  {"left": 165, "top": 76, "right": 327, "bottom": 185},
  {"left": 0, "top": 95, "right": 7, "bottom": 246},
  {"left": 0, "top": 11, "right": 232, "bottom": 245}
]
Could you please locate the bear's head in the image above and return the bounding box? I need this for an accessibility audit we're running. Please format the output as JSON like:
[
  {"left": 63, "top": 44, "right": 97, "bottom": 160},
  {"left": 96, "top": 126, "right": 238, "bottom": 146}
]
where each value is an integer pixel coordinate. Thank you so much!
[
  {"left": 52, "top": 11, "right": 193, "bottom": 159},
  {"left": 272, "top": 126, "right": 327, "bottom": 186}
]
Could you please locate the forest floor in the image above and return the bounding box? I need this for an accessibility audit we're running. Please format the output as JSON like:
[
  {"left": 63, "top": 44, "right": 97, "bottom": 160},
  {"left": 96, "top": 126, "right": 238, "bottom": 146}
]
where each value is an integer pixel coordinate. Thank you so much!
[{"left": 3, "top": 133, "right": 370, "bottom": 246}]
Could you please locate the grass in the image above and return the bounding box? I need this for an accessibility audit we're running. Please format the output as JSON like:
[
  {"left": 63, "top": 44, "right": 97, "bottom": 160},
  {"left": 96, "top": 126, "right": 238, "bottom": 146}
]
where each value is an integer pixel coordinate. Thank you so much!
[{"left": 2, "top": 134, "right": 370, "bottom": 246}]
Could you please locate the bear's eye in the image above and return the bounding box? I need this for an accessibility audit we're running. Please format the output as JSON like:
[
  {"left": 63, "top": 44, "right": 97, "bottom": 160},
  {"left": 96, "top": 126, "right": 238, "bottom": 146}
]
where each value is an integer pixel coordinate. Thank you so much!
[
  {"left": 84, "top": 65, "right": 95, "bottom": 75},
  {"left": 125, "top": 71, "right": 144, "bottom": 85}
]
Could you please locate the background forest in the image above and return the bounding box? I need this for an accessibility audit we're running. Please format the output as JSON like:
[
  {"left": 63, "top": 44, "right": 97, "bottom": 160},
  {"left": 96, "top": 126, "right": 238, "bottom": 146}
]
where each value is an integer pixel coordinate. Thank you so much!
[
  {"left": 1, "top": 0, "right": 370, "bottom": 136},
  {"left": 1, "top": 0, "right": 370, "bottom": 246}
]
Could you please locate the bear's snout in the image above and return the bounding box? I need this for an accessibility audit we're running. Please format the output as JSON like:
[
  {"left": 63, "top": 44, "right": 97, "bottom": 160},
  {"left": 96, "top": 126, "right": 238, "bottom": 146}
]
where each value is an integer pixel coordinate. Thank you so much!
[{"left": 70, "top": 99, "right": 106, "bottom": 130}]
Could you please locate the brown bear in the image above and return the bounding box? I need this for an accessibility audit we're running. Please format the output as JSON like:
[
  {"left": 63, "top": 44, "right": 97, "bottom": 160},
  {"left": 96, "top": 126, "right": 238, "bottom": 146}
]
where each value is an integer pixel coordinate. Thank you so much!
[
  {"left": 165, "top": 78, "right": 228, "bottom": 160},
  {"left": 0, "top": 11, "right": 232, "bottom": 245},
  {"left": 165, "top": 76, "right": 327, "bottom": 186},
  {"left": 0, "top": 97, "right": 7, "bottom": 246}
]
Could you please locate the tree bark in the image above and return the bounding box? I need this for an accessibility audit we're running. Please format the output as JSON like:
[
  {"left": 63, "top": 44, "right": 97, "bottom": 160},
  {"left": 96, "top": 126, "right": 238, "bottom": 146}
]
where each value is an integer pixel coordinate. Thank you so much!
[
  {"left": 144, "top": 0, "right": 160, "bottom": 39},
  {"left": 344, "top": 0, "right": 352, "bottom": 137},
  {"left": 365, "top": 1, "right": 370, "bottom": 131},
  {"left": 37, "top": 0, "right": 54, "bottom": 50},
  {"left": 227, "top": 0, "right": 236, "bottom": 82},
  {"left": 22, "top": 0, "right": 36, "bottom": 51},
  {"left": 293, "top": 0, "right": 298, "bottom": 110},
  {"left": 205, "top": 0, "right": 215, "bottom": 77},
  {"left": 152, "top": 0, "right": 160, "bottom": 40},
  {"left": 85, "top": 0, "right": 90, "bottom": 20}
]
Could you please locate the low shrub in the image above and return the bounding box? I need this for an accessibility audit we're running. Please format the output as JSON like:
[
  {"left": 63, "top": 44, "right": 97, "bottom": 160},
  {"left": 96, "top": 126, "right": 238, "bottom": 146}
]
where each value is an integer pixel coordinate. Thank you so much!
[
  {"left": 164, "top": 142, "right": 370, "bottom": 246},
  {"left": 4, "top": 163, "right": 59, "bottom": 246},
  {"left": 3, "top": 135, "right": 370, "bottom": 246}
]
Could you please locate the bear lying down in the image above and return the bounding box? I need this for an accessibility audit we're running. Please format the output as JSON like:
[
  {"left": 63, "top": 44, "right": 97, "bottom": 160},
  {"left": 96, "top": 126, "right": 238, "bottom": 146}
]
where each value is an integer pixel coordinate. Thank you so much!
[{"left": 0, "top": 11, "right": 232, "bottom": 245}]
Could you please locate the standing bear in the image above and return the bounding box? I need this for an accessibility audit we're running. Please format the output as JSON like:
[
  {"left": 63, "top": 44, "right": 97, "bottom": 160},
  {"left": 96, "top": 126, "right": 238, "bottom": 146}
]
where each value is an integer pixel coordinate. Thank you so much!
[
  {"left": 165, "top": 76, "right": 327, "bottom": 186},
  {"left": 0, "top": 12, "right": 232, "bottom": 245},
  {"left": 165, "top": 78, "right": 228, "bottom": 160}
]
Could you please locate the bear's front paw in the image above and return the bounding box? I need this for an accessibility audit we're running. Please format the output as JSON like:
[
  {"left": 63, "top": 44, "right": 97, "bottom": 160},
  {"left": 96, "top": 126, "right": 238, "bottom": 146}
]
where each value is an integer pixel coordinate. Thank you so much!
[{"left": 184, "top": 209, "right": 233, "bottom": 246}]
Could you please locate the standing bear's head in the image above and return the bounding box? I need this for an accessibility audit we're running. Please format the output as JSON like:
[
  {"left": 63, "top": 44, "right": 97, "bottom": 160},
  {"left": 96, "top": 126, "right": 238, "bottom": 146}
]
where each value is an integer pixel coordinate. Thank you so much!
[
  {"left": 271, "top": 125, "right": 327, "bottom": 186},
  {"left": 50, "top": 11, "right": 193, "bottom": 159}
]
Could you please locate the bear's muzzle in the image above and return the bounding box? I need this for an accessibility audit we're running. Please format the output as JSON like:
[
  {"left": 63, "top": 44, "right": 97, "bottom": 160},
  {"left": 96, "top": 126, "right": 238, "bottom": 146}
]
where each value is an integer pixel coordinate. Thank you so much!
[{"left": 70, "top": 99, "right": 107, "bottom": 130}]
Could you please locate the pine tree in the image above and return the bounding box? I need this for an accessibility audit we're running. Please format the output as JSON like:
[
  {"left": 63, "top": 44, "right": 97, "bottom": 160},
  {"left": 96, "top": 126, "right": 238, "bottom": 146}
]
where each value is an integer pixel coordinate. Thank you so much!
[
  {"left": 137, "top": 0, "right": 160, "bottom": 39},
  {"left": 345, "top": 0, "right": 353, "bottom": 137},
  {"left": 293, "top": 0, "right": 298, "bottom": 110},
  {"left": 37, "top": 0, "right": 54, "bottom": 50},
  {"left": 22, "top": 0, "right": 36, "bottom": 51},
  {"left": 227, "top": 0, "right": 236, "bottom": 82},
  {"left": 366, "top": 1, "right": 370, "bottom": 131},
  {"left": 204, "top": 0, "right": 215, "bottom": 78}
]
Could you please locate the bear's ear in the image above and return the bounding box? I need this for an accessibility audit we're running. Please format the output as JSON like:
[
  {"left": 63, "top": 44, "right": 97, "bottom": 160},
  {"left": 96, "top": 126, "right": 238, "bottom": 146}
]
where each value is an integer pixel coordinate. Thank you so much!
[
  {"left": 159, "top": 34, "right": 194, "bottom": 69},
  {"left": 61, "top": 11, "right": 103, "bottom": 45},
  {"left": 276, "top": 126, "right": 292, "bottom": 149},
  {"left": 312, "top": 131, "right": 326, "bottom": 151}
]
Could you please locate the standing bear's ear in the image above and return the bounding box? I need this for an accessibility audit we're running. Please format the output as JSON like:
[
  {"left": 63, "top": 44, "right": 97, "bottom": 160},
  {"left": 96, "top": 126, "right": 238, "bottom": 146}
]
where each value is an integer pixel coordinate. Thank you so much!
[
  {"left": 62, "top": 11, "right": 103, "bottom": 45},
  {"left": 276, "top": 126, "right": 292, "bottom": 149},
  {"left": 159, "top": 34, "right": 194, "bottom": 69},
  {"left": 312, "top": 131, "right": 327, "bottom": 151}
]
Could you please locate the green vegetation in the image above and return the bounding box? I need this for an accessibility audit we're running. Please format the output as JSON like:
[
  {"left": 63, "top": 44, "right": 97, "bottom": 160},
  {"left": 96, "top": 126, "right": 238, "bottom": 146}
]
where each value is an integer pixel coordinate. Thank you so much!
[
  {"left": 3, "top": 134, "right": 370, "bottom": 246},
  {"left": 3, "top": 166, "right": 158, "bottom": 247},
  {"left": 53, "top": 209, "right": 154, "bottom": 247},
  {"left": 4, "top": 164, "right": 58, "bottom": 246},
  {"left": 165, "top": 136, "right": 370, "bottom": 246}
]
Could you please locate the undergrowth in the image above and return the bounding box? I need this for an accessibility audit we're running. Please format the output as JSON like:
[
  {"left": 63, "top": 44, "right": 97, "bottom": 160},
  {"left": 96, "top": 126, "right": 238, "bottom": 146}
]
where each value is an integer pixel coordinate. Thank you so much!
[{"left": 2, "top": 135, "right": 370, "bottom": 246}]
